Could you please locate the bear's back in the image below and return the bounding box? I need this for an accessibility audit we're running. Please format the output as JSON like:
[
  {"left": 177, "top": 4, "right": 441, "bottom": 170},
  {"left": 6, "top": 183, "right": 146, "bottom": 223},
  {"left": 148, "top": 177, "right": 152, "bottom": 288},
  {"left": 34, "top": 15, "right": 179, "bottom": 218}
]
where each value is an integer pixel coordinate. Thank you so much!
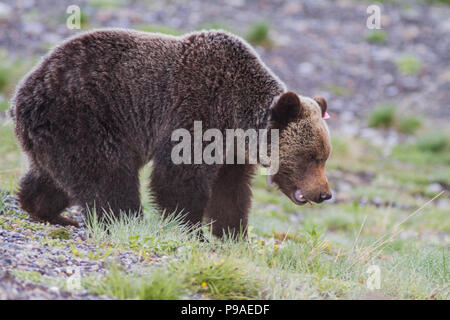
[
  {"left": 173, "top": 30, "right": 285, "bottom": 129},
  {"left": 11, "top": 29, "right": 285, "bottom": 158}
]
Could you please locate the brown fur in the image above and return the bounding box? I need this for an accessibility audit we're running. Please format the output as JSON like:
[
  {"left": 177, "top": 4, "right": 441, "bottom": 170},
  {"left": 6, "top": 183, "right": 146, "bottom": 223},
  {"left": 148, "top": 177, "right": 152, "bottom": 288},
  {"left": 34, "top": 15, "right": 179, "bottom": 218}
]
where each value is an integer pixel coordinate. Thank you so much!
[
  {"left": 269, "top": 92, "right": 332, "bottom": 204},
  {"left": 10, "top": 29, "right": 331, "bottom": 238}
]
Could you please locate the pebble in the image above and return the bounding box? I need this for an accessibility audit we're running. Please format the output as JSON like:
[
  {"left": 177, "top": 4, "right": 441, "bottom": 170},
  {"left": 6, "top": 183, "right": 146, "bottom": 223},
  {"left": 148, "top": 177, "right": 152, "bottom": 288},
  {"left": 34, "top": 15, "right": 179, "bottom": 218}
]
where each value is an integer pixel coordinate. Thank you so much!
[
  {"left": 0, "top": 3, "right": 12, "bottom": 19},
  {"left": 426, "top": 183, "right": 443, "bottom": 194}
]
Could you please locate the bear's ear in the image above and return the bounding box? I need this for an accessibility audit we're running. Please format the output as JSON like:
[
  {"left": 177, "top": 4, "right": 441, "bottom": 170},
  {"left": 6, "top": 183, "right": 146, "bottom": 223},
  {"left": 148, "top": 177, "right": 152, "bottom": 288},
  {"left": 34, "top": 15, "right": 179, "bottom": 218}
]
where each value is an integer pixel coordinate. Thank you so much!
[
  {"left": 270, "top": 92, "right": 303, "bottom": 126},
  {"left": 313, "top": 97, "right": 328, "bottom": 118}
]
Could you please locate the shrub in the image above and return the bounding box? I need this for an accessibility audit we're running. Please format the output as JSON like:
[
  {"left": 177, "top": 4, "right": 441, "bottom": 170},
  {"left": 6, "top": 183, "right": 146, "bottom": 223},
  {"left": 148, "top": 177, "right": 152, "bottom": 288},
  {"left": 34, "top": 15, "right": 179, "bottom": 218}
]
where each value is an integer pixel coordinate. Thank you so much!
[
  {"left": 368, "top": 104, "right": 396, "bottom": 128},
  {"left": 366, "top": 30, "right": 387, "bottom": 44},
  {"left": 416, "top": 134, "right": 448, "bottom": 153},
  {"left": 398, "top": 116, "right": 422, "bottom": 134},
  {"left": 246, "top": 21, "right": 271, "bottom": 47},
  {"left": 396, "top": 55, "right": 422, "bottom": 75}
]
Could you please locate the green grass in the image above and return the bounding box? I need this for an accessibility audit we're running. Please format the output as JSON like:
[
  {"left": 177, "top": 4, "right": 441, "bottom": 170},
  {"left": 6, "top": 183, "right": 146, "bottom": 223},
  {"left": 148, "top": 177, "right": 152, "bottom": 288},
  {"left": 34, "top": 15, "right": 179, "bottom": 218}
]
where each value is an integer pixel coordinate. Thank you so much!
[
  {"left": 48, "top": 227, "right": 72, "bottom": 240},
  {"left": 89, "top": 0, "right": 127, "bottom": 8},
  {"left": 426, "top": 0, "right": 450, "bottom": 5},
  {"left": 368, "top": 103, "right": 396, "bottom": 128},
  {"left": 0, "top": 99, "right": 9, "bottom": 112},
  {"left": 135, "top": 25, "right": 182, "bottom": 36},
  {"left": 246, "top": 21, "right": 272, "bottom": 48},
  {"left": 326, "top": 84, "right": 352, "bottom": 97},
  {"left": 366, "top": 30, "right": 387, "bottom": 44},
  {"left": 0, "top": 55, "right": 33, "bottom": 97},
  {"left": 0, "top": 120, "right": 24, "bottom": 190},
  {"left": 396, "top": 55, "right": 423, "bottom": 75},
  {"left": 416, "top": 133, "right": 448, "bottom": 153},
  {"left": 398, "top": 116, "right": 422, "bottom": 134},
  {"left": 0, "top": 109, "right": 448, "bottom": 299},
  {"left": 368, "top": 103, "right": 422, "bottom": 134},
  {"left": 85, "top": 265, "right": 185, "bottom": 299}
]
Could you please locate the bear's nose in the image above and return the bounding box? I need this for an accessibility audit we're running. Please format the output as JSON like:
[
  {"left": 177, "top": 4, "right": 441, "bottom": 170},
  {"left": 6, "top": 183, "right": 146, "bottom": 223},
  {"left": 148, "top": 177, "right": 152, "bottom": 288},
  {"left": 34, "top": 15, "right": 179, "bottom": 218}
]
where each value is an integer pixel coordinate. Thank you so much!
[{"left": 320, "top": 192, "right": 332, "bottom": 201}]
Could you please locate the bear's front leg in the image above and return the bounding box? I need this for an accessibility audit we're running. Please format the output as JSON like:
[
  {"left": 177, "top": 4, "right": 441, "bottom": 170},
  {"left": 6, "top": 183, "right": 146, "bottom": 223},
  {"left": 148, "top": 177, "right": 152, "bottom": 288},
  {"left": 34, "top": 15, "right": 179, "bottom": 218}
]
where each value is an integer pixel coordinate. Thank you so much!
[
  {"left": 204, "top": 163, "right": 256, "bottom": 239},
  {"left": 150, "top": 159, "right": 215, "bottom": 230}
]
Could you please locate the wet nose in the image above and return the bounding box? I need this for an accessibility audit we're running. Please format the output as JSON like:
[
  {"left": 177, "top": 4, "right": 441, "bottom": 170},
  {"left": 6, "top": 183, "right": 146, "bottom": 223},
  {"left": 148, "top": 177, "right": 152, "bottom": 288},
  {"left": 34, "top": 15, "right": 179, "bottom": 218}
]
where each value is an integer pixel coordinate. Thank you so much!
[{"left": 320, "top": 192, "right": 332, "bottom": 201}]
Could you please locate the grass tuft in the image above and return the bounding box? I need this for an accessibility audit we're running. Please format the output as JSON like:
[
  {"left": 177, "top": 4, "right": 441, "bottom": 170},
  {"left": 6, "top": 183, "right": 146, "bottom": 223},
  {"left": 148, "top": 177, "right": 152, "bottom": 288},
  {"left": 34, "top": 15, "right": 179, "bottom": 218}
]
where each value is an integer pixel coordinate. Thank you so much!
[
  {"left": 368, "top": 103, "right": 396, "bottom": 128},
  {"left": 246, "top": 21, "right": 272, "bottom": 47},
  {"left": 135, "top": 25, "right": 182, "bottom": 36},
  {"left": 170, "top": 249, "right": 261, "bottom": 300},
  {"left": 48, "top": 227, "right": 71, "bottom": 240},
  {"left": 86, "top": 264, "right": 185, "bottom": 299},
  {"left": 416, "top": 133, "right": 448, "bottom": 153},
  {"left": 89, "top": 0, "right": 126, "bottom": 8},
  {"left": 396, "top": 55, "right": 422, "bottom": 75},
  {"left": 366, "top": 30, "right": 387, "bottom": 44},
  {"left": 398, "top": 116, "right": 422, "bottom": 134}
]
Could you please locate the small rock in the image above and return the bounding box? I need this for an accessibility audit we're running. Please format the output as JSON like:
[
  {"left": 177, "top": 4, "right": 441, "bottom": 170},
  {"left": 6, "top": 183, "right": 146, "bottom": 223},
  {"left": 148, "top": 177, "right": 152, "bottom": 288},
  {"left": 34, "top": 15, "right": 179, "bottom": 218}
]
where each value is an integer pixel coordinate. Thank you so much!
[
  {"left": 426, "top": 183, "right": 443, "bottom": 194},
  {"left": 0, "top": 3, "right": 12, "bottom": 19}
]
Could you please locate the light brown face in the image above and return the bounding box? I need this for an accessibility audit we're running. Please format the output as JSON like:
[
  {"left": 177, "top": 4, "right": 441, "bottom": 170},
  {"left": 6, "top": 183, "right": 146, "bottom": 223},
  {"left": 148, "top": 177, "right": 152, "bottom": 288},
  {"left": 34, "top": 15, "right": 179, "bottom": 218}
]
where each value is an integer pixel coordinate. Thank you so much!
[{"left": 268, "top": 92, "right": 332, "bottom": 205}]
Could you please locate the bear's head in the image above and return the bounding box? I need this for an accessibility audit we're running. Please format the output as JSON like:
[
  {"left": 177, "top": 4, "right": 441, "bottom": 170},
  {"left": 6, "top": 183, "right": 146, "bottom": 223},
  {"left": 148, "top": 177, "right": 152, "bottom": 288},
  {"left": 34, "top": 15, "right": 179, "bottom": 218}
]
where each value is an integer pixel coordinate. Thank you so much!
[{"left": 267, "top": 91, "right": 332, "bottom": 205}]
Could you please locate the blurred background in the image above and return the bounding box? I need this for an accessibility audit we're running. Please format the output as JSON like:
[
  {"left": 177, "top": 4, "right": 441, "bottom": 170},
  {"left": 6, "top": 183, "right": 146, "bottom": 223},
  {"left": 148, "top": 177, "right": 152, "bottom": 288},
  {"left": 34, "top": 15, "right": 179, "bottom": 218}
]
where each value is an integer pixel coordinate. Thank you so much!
[
  {"left": 1, "top": 0, "right": 448, "bottom": 205},
  {"left": 0, "top": 0, "right": 448, "bottom": 299}
]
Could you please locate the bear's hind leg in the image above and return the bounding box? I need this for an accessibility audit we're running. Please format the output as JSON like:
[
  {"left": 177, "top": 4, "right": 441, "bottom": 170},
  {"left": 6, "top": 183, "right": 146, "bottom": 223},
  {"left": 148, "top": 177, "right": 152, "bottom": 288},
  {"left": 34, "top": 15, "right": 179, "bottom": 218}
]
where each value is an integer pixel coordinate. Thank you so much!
[
  {"left": 17, "top": 168, "right": 78, "bottom": 227},
  {"left": 72, "top": 168, "right": 141, "bottom": 223},
  {"left": 205, "top": 164, "right": 255, "bottom": 239}
]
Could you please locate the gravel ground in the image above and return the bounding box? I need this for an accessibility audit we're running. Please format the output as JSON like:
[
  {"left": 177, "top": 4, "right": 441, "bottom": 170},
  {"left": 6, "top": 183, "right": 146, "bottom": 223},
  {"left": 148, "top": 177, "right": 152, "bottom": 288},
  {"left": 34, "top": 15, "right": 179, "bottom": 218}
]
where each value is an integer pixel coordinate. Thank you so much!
[{"left": 0, "top": 193, "right": 153, "bottom": 299}]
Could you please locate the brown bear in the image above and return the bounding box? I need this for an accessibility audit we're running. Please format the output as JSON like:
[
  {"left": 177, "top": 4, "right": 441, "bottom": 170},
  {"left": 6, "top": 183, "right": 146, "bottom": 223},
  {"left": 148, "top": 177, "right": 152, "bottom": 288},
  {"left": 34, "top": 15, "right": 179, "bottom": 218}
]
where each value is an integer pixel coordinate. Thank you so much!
[{"left": 9, "top": 29, "right": 331, "bottom": 237}]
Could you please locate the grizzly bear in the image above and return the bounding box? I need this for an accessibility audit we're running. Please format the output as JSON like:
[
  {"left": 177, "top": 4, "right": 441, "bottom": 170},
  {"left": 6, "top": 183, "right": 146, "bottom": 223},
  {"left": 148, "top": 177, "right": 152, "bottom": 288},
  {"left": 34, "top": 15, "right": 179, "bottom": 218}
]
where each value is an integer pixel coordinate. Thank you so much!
[{"left": 10, "top": 29, "right": 331, "bottom": 237}]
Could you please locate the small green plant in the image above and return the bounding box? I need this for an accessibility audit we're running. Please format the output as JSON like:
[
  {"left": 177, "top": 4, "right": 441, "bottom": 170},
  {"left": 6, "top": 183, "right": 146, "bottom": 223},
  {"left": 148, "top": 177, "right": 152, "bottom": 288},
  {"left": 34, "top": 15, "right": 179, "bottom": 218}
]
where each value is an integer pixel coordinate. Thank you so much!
[
  {"left": 88, "top": 248, "right": 112, "bottom": 260},
  {"left": 426, "top": 0, "right": 450, "bottom": 4},
  {"left": 80, "top": 11, "right": 90, "bottom": 29},
  {"left": 398, "top": 116, "right": 422, "bottom": 134},
  {"left": 0, "top": 99, "right": 9, "bottom": 113},
  {"left": 136, "top": 25, "right": 182, "bottom": 36},
  {"left": 48, "top": 227, "right": 71, "bottom": 240},
  {"left": 366, "top": 30, "right": 387, "bottom": 44},
  {"left": 246, "top": 21, "right": 272, "bottom": 47},
  {"left": 0, "top": 54, "right": 33, "bottom": 96},
  {"left": 0, "top": 68, "right": 8, "bottom": 93},
  {"left": 416, "top": 133, "right": 448, "bottom": 153},
  {"left": 171, "top": 250, "right": 260, "bottom": 299},
  {"left": 396, "top": 55, "right": 422, "bottom": 75},
  {"left": 89, "top": 0, "right": 126, "bottom": 8},
  {"left": 368, "top": 104, "right": 396, "bottom": 128},
  {"left": 87, "top": 265, "right": 184, "bottom": 300},
  {"left": 327, "top": 84, "right": 352, "bottom": 97}
]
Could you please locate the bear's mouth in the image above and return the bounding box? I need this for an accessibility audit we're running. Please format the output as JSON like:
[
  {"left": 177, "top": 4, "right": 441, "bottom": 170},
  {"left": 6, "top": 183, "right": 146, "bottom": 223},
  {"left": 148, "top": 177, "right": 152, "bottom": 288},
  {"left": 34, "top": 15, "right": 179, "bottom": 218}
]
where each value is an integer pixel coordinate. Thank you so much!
[{"left": 292, "top": 189, "right": 309, "bottom": 205}]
